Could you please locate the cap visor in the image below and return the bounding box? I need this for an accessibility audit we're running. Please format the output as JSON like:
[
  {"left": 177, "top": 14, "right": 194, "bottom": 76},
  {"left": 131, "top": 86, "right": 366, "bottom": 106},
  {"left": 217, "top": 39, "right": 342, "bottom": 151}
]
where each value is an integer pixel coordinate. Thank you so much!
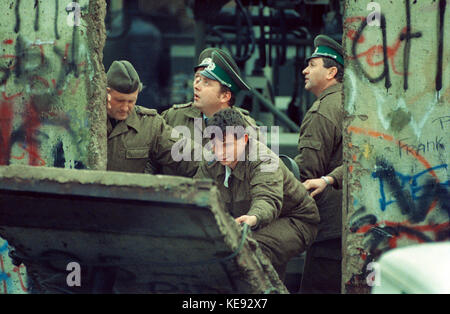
[{"left": 200, "top": 69, "right": 222, "bottom": 83}]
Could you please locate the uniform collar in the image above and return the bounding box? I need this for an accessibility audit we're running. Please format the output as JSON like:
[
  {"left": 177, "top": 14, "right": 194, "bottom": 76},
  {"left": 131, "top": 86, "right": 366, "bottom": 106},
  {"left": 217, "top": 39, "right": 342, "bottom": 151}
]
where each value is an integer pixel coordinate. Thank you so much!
[
  {"left": 220, "top": 144, "right": 249, "bottom": 182},
  {"left": 230, "top": 160, "right": 246, "bottom": 181},
  {"left": 185, "top": 103, "right": 202, "bottom": 119},
  {"left": 107, "top": 108, "right": 140, "bottom": 139},
  {"left": 207, "top": 156, "right": 246, "bottom": 182},
  {"left": 125, "top": 108, "right": 140, "bottom": 132},
  {"left": 318, "top": 82, "right": 342, "bottom": 101}
]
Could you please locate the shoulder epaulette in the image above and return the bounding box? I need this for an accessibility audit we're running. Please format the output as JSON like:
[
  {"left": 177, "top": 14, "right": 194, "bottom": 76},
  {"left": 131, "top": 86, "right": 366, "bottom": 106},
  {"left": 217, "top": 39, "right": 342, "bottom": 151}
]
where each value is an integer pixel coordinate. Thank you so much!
[
  {"left": 136, "top": 105, "right": 157, "bottom": 116},
  {"left": 236, "top": 107, "right": 250, "bottom": 115},
  {"left": 173, "top": 102, "right": 192, "bottom": 110}
]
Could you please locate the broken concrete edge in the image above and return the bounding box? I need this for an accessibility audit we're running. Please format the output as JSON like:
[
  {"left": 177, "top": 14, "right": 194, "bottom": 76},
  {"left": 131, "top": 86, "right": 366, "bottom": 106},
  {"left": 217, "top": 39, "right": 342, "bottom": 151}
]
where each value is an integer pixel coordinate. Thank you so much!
[
  {"left": 0, "top": 164, "right": 288, "bottom": 293},
  {"left": 86, "top": 0, "right": 107, "bottom": 171},
  {"left": 208, "top": 186, "right": 289, "bottom": 294},
  {"left": 0, "top": 165, "right": 213, "bottom": 206}
]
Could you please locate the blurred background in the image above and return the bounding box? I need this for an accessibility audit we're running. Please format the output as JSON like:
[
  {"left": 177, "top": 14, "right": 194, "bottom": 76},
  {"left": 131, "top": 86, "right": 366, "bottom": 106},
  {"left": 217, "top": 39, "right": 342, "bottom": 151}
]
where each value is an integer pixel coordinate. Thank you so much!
[{"left": 103, "top": 0, "right": 343, "bottom": 131}]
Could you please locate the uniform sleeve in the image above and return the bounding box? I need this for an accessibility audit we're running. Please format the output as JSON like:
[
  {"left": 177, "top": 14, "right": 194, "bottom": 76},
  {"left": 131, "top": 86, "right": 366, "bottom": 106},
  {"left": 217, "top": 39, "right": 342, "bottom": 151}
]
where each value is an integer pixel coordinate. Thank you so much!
[
  {"left": 294, "top": 112, "right": 340, "bottom": 181},
  {"left": 151, "top": 115, "right": 200, "bottom": 177},
  {"left": 247, "top": 158, "right": 283, "bottom": 229},
  {"left": 328, "top": 165, "right": 343, "bottom": 189}
]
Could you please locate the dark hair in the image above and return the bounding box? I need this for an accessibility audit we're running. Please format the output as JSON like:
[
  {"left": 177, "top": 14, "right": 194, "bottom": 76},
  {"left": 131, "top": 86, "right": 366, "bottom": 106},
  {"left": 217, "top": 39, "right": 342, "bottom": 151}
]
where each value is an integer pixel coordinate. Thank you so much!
[
  {"left": 322, "top": 57, "right": 344, "bottom": 83},
  {"left": 219, "top": 85, "right": 236, "bottom": 107},
  {"left": 208, "top": 108, "right": 246, "bottom": 140}
]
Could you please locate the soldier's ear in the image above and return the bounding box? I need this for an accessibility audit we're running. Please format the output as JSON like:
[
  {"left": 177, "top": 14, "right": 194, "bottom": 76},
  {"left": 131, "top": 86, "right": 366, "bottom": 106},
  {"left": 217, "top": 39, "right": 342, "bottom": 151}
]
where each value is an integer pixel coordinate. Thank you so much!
[
  {"left": 220, "top": 89, "right": 232, "bottom": 104},
  {"left": 327, "top": 66, "right": 338, "bottom": 80}
]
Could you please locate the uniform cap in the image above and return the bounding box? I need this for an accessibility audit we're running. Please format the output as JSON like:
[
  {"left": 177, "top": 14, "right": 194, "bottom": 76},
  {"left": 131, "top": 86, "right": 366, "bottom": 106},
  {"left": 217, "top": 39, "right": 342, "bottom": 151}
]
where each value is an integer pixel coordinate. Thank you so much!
[
  {"left": 199, "top": 51, "right": 251, "bottom": 94},
  {"left": 307, "top": 35, "right": 344, "bottom": 66},
  {"left": 194, "top": 47, "right": 241, "bottom": 76},
  {"left": 107, "top": 60, "right": 143, "bottom": 94}
]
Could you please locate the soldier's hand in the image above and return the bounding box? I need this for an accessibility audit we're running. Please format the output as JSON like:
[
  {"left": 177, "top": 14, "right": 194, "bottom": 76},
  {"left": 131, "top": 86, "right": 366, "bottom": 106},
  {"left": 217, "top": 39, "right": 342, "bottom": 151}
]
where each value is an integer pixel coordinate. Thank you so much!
[
  {"left": 235, "top": 215, "right": 257, "bottom": 227},
  {"left": 303, "top": 177, "right": 331, "bottom": 198}
]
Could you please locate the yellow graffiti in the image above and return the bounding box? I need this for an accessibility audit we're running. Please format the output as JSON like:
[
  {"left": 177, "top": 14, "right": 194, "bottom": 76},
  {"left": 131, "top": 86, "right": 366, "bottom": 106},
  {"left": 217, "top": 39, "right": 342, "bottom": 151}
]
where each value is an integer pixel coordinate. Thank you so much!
[{"left": 363, "top": 143, "right": 372, "bottom": 160}]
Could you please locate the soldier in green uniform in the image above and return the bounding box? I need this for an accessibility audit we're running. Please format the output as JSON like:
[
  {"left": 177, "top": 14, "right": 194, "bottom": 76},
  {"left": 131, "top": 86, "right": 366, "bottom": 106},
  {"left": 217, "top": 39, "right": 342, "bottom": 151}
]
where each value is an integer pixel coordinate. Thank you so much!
[
  {"left": 106, "top": 60, "right": 198, "bottom": 176},
  {"left": 194, "top": 108, "right": 320, "bottom": 280},
  {"left": 294, "top": 35, "right": 344, "bottom": 293},
  {"left": 161, "top": 47, "right": 258, "bottom": 148}
]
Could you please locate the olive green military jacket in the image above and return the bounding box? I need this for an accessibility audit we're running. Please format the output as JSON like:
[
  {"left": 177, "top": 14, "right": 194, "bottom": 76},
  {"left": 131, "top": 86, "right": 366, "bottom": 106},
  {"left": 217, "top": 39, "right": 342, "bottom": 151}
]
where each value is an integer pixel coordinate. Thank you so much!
[
  {"left": 161, "top": 102, "right": 259, "bottom": 146},
  {"left": 294, "top": 83, "right": 343, "bottom": 241},
  {"left": 329, "top": 165, "right": 343, "bottom": 189},
  {"left": 107, "top": 105, "right": 198, "bottom": 177},
  {"left": 194, "top": 141, "right": 319, "bottom": 240}
]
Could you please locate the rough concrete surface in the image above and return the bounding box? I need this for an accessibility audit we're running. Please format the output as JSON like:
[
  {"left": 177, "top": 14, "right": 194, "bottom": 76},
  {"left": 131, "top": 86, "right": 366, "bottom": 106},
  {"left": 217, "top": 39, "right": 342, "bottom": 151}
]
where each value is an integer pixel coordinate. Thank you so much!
[
  {"left": 0, "top": 0, "right": 106, "bottom": 293},
  {"left": 342, "top": 0, "right": 449, "bottom": 294}
]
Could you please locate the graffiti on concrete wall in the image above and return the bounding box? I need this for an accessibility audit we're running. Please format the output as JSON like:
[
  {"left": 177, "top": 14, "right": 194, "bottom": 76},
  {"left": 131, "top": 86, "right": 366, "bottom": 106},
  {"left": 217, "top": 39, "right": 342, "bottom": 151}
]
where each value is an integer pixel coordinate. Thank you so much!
[
  {"left": 0, "top": 0, "right": 91, "bottom": 169},
  {"left": 1, "top": 0, "right": 93, "bottom": 294},
  {"left": 344, "top": 0, "right": 449, "bottom": 293},
  {"left": 0, "top": 239, "right": 28, "bottom": 294},
  {"left": 345, "top": 126, "right": 449, "bottom": 292},
  {"left": 347, "top": 0, "right": 446, "bottom": 92}
]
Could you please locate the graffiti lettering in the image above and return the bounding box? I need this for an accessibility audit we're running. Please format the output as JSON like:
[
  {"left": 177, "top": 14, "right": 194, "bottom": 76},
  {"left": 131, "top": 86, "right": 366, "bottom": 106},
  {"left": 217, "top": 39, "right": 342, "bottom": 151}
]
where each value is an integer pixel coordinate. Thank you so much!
[
  {"left": 432, "top": 116, "right": 450, "bottom": 130},
  {"left": 401, "top": 0, "right": 422, "bottom": 90},
  {"left": 436, "top": 0, "right": 446, "bottom": 93},
  {"left": 346, "top": 0, "right": 449, "bottom": 91},
  {"left": 0, "top": 3, "right": 89, "bottom": 167},
  {"left": 398, "top": 136, "right": 445, "bottom": 158},
  {"left": 351, "top": 14, "right": 392, "bottom": 90},
  {"left": 14, "top": 0, "right": 20, "bottom": 33},
  {"left": 346, "top": 126, "right": 449, "bottom": 293},
  {"left": 372, "top": 158, "right": 448, "bottom": 221}
]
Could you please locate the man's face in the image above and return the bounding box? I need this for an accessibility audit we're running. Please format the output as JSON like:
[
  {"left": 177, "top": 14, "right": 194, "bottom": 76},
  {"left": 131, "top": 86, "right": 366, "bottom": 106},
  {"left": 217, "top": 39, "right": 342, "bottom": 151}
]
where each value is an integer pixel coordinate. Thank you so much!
[
  {"left": 107, "top": 88, "right": 139, "bottom": 120},
  {"left": 193, "top": 70, "right": 229, "bottom": 116},
  {"left": 302, "top": 57, "right": 332, "bottom": 96},
  {"left": 213, "top": 133, "right": 248, "bottom": 169}
]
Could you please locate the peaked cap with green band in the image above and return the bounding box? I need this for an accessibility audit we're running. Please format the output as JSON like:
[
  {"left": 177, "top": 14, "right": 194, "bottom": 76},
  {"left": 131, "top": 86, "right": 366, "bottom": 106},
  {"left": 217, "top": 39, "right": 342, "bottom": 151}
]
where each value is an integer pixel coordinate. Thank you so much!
[
  {"left": 199, "top": 51, "right": 251, "bottom": 94},
  {"left": 107, "top": 60, "right": 143, "bottom": 94},
  {"left": 194, "top": 47, "right": 241, "bottom": 76},
  {"left": 307, "top": 35, "right": 344, "bottom": 66}
]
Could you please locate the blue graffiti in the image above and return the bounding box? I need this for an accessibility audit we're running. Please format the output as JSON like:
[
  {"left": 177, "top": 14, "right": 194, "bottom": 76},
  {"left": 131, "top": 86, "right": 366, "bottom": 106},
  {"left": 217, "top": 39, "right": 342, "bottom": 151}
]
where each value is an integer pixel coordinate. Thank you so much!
[
  {"left": 372, "top": 163, "right": 449, "bottom": 215},
  {"left": 0, "top": 240, "right": 11, "bottom": 293},
  {"left": 0, "top": 241, "right": 8, "bottom": 253}
]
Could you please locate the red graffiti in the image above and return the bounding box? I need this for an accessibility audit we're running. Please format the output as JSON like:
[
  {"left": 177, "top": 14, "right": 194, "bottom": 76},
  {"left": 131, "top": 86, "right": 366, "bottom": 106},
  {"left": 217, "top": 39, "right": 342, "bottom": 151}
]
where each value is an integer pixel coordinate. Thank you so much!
[
  {"left": 10, "top": 152, "right": 25, "bottom": 160},
  {"left": 349, "top": 27, "right": 408, "bottom": 75},
  {"left": 12, "top": 265, "right": 28, "bottom": 293},
  {"left": 23, "top": 101, "right": 44, "bottom": 166},
  {"left": 348, "top": 126, "right": 449, "bottom": 264},
  {"left": 354, "top": 221, "right": 449, "bottom": 262},
  {"left": 348, "top": 126, "right": 437, "bottom": 178},
  {"left": 0, "top": 257, "right": 29, "bottom": 294},
  {"left": 0, "top": 40, "right": 85, "bottom": 95},
  {"left": 345, "top": 16, "right": 415, "bottom": 76},
  {"left": 345, "top": 16, "right": 366, "bottom": 43},
  {"left": 0, "top": 91, "right": 46, "bottom": 166},
  {"left": 0, "top": 102, "right": 13, "bottom": 165}
]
